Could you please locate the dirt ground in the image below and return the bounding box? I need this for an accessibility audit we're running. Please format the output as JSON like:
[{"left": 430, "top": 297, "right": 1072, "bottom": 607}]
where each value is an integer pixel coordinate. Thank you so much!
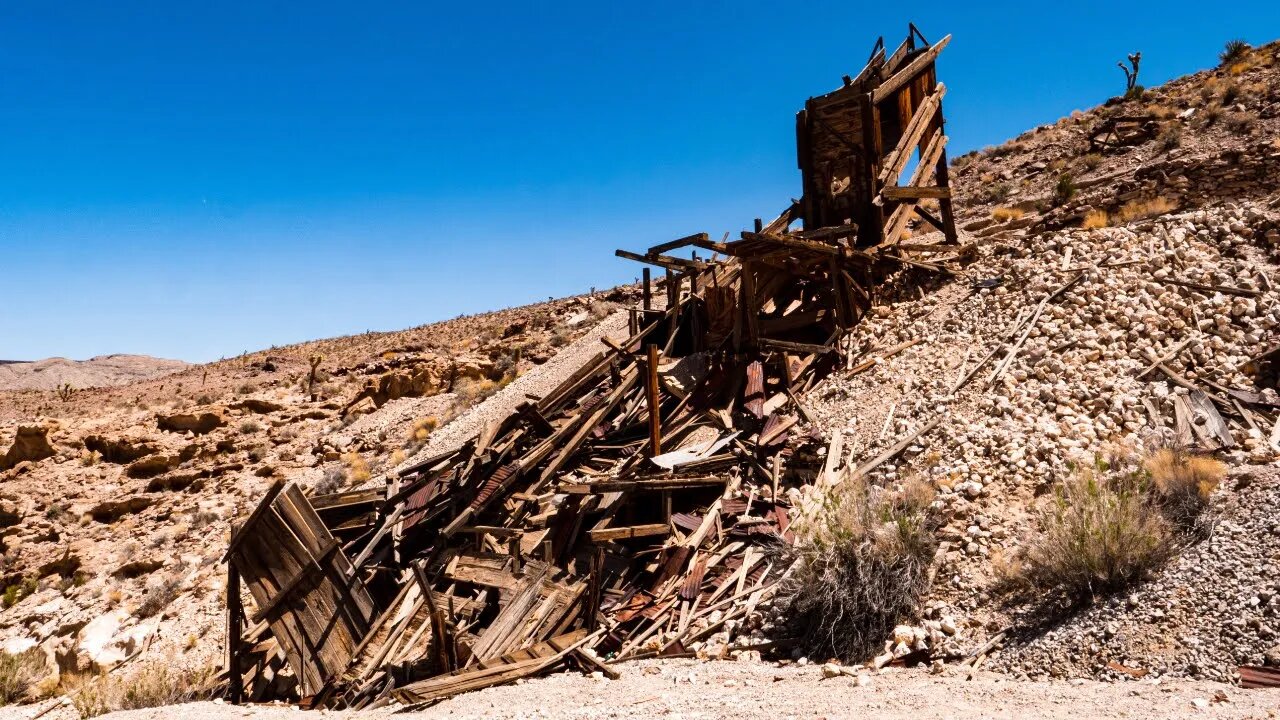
[{"left": 7, "top": 661, "right": 1278, "bottom": 720}]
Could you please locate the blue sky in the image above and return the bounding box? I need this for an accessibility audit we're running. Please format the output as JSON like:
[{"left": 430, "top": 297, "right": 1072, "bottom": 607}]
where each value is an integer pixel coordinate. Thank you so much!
[{"left": 1, "top": 2, "right": 1276, "bottom": 362}]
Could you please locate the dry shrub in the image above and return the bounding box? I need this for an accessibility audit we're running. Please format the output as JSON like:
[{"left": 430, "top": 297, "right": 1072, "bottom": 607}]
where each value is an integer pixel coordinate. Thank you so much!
[
  {"left": 1082, "top": 209, "right": 1110, "bottom": 229},
  {"left": 1144, "top": 447, "right": 1224, "bottom": 536},
  {"left": 314, "top": 465, "right": 346, "bottom": 495},
  {"left": 775, "top": 475, "right": 937, "bottom": 661},
  {"left": 1079, "top": 152, "right": 1103, "bottom": 171},
  {"left": 1155, "top": 124, "right": 1181, "bottom": 150},
  {"left": 1222, "top": 110, "right": 1257, "bottom": 134},
  {"left": 991, "top": 206, "right": 1024, "bottom": 222},
  {"left": 454, "top": 378, "right": 499, "bottom": 406},
  {"left": 136, "top": 572, "right": 183, "bottom": 618},
  {"left": 1022, "top": 466, "right": 1172, "bottom": 601},
  {"left": 0, "top": 650, "right": 48, "bottom": 705},
  {"left": 342, "top": 452, "right": 371, "bottom": 484},
  {"left": 66, "top": 663, "right": 216, "bottom": 718},
  {"left": 1115, "top": 196, "right": 1177, "bottom": 223}
]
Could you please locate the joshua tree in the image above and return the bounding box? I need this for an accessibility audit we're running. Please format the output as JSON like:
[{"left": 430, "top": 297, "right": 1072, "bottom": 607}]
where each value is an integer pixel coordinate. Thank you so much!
[
  {"left": 1118, "top": 51, "right": 1142, "bottom": 99},
  {"left": 308, "top": 354, "right": 324, "bottom": 402}
]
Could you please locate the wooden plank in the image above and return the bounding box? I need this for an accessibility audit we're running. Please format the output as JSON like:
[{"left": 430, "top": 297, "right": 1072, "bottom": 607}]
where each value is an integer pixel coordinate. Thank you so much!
[
  {"left": 880, "top": 185, "right": 951, "bottom": 200},
  {"left": 645, "top": 344, "right": 662, "bottom": 457},
  {"left": 871, "top": 35, "right": 951, "bottom": 104},
  {"left": 877, "top": 83, "right": 946, "bottom": 186},
  {"left": 588, "top": 524, "right": 671, "bottom": 542}
]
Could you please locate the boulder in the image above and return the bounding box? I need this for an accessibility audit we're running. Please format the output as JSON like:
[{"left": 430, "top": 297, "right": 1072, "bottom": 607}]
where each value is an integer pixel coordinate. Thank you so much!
[
  {"left": 0, "top": 497, "right": 21, "bottom": 528},
  {"left": 157, "top": 409, "right": 226, "bottom": 435},
  {"left": 231, "top": 399, "right": 285, "bottom": 414},
  {"left": 88, "top": 497, "right": 153, "bottom": 523},
  {"left": 1, "top": 426, "right": 55, "bottom": 471},
  {"left": 124, "top": 454, "right": 177, "bottom": 479}
]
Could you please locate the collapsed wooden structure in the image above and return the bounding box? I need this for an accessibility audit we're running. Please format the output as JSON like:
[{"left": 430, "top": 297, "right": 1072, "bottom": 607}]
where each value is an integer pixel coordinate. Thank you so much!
[{"left": 223, "top": 26, "right": 965, "bottom": 709}]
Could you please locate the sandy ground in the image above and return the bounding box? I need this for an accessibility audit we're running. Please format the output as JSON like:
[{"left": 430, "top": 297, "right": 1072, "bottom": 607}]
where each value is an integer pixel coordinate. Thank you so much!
[{"left": 8, "top": 661, "right": 1278, "bottom": 720}]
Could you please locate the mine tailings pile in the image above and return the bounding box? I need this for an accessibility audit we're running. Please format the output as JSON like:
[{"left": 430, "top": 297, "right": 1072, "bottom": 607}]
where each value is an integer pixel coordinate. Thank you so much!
[{"left": 221, "top": 25, "right": 971, "bottom": 710}]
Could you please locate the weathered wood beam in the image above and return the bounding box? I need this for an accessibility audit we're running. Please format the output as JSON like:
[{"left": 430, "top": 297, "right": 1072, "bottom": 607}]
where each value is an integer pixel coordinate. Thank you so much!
[
  {"left": 880, "top": 185, "right": 951, "bottom": 201},
  {"left": 588, "top": 524, "right": 671, "bottom": 542},
  {"left": 877, "top": 83, "right": 946, "bottom": 186},
  {"left": 871, "top": 34, "right": 951, "bottom": 105}
]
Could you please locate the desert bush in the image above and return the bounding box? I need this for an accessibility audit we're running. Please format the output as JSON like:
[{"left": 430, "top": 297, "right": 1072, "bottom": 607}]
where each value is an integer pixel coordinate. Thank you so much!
[
  {"left": 136, "top": 572, "right": 183, "bottom": 618},
  {"left": 1222, "top": 110, "right": 1257, "bottom": 134},
  {"left": 1201, "top": 105, "right": 1223, "bottom": 126},
  {"left": 409, "top": 416, "right": 439, "bottom": 445},
  {"left": 342, "top": 452, "right": 371, "bottom": 484},
  {"left": 1022, "top": 466, "right": 1172, "bottom": 601},
  {"left": 2, "top": 578, "right": 38, "bottom": 609},
  {"left": 1079, "top": 152, "right": 1103, "bottom": 171},
  {"left": 1155, "top": 125, "right": 1181, "bottom": 151},
  {"left": 80, "top": 450, "right": 100, "bottom": 467},
  {"left": 977, "top": 181, "right": 1012, "bottom": 204},
  {"left": 991, "top": 206, "right": 1024, "bottom": 222},
  {"left": 238, "top": 420, "right": 261, "bottom": 435},
  {"left": 1144, "top": 447, "right": 1224, "bottom": 537},
  {"left": 1053, "top": 173, "right": 1076, "bottom": 205},
  {"left": 454, "top": 378, "right": 500, "bottom": 406},
  {"left": 548, "top": 327, "right": 573, "bottom": 348},
  {"left": 1081, "top": 209, "right": 1110, "bottom": 229},
  {"left": 1220, "top": 39, "right": 1251, "bottom": 67},
  {"left": 0, "top": 650, "right": 48, "bottom": 705},
  {"left": 774, "top": 475, "right": 937, "bottom": 662},
  {"left": 1123, "top": 85, "right": 1144, "bottom": 102},
  {"left": 65, "top": 663, "right": 216, "bottom": 718},
  {"left": 315, "top": 465, "right": 346, "bottom": 495}
]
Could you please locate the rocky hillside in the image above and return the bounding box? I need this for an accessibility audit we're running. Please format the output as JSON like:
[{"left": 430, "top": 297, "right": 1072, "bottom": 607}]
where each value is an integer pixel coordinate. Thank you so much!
[
  {"left": 1, "top": 36, "right": 1278, "bottom": 717},
  {"left": 800, "top": 38, "right": 1280, "bottom": 682},
  {"left": 0, "top": 286, "right": 636, "bottom": 685},
  {"left": 0, "top": 356, "right": 189, "bottom": 392}
]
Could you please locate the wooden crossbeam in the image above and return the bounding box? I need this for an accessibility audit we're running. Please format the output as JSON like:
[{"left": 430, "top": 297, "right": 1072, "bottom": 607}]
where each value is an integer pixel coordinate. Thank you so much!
[
  {"left": 588, "top": 524, "right": 671, "bottom": 542},
  {"left": 880, "top": 185, "right": 951, "bottom": 201}
]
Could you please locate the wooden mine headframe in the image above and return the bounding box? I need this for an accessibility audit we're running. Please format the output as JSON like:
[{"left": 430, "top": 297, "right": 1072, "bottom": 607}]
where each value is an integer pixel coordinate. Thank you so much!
[{"left": 796, "top": 23, "right": 957, "bottom": 247}]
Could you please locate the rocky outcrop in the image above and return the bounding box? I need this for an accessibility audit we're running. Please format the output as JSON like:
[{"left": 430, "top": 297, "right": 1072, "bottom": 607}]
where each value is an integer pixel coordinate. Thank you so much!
[
  {"left": 156, "top": 409, "right": 226, "bottom": 435},
  {"left": 1, "top": 426, "right": 55, "bottom": 471},
  {"left": 82, "top": 435, "right": 157, "bottom": 464}
]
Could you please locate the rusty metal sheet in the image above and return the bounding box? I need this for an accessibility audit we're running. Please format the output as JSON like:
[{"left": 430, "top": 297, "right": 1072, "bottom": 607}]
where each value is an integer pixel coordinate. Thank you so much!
[{"left": 1240, "top": 665, "right": 1280, "bottom": 688}]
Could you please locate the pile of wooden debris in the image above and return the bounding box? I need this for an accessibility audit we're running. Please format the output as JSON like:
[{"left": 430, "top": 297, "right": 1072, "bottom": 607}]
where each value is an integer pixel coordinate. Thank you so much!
[{"left": 222, "top": 25, "right": 970, "bottom": 710}]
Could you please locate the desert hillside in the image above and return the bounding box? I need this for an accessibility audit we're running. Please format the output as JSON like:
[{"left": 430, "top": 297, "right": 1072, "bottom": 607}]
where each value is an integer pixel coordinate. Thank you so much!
[
  {"left": 0, "top": 356, "right": 189, "bottom": 393},
  {"left": 1, "top": 36, "right": 1279, "bottom": 720}
]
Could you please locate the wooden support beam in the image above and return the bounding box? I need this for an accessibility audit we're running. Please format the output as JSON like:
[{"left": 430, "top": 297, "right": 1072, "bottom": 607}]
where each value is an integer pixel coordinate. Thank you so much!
[
  {"left": 614, "top": 248, "right": 704, "bottom": 271},
  {"left": 226, "top": 562, "right": 244, "bottom": 704},
  {"left": 877, "top": 83, "right": 946, "bottom": 186},
  {"left": 645, "top": 344, "right": 662, "bottom": 457},
  {"left": 871, "top": 35, "right": 951, "bottom": 104}
]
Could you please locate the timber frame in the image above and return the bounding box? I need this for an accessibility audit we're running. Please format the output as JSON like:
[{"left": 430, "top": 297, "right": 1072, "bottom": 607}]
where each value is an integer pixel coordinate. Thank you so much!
[{"left": 796, "top": 24, "right": 958, "bottom": 249}]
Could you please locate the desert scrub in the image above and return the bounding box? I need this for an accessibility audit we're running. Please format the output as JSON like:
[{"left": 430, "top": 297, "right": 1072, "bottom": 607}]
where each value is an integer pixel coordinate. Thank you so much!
[
  {"left": 1220, "top": 39, "right": 1251, "bottom": 67},
  {"left": 66, "top": 662, "right": 216, "bottom": 718},
  {"left": 1018, "top": 444, "right": 1221, "bottom": 603},
  {"left": 774, "top": 475, "right": 937, "bottom": 662},
  {"left": 0, "top": 649, "right": 48, "bottom": 704},
  {"left": 136, "top": 572, "right": 183, "bottom": 618},
  {"left": 1053, "top": 173, "right": 1076, "bottom": 205}
]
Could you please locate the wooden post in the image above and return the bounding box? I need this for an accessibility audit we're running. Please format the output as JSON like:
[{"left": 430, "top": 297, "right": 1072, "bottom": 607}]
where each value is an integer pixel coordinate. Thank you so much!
[
  {"left": 645, "top": 344, "right": 662, "bottom": 457},
  {"left": 586, "top": 547, "right": 604, "bottom": 630},
  {"left": 226, "top": 562, "right": 244, "bottom": 704},
  {"left": 665, "top": 268, "right": 677, "bottom": 307},
  {"left": 642, "top": 268, "right": 651, "bottom": 311}
]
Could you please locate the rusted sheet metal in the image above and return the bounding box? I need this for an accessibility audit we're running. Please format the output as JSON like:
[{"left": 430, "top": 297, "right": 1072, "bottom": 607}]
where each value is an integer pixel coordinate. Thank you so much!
[{"left": 1240, "top": 665, "right": 1280, "bottom": 688}]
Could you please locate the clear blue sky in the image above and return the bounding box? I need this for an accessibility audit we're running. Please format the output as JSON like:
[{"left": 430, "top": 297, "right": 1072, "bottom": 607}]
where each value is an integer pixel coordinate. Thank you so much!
[{"left": 1, "top": 2, "right": 1275, "bottom": 362}]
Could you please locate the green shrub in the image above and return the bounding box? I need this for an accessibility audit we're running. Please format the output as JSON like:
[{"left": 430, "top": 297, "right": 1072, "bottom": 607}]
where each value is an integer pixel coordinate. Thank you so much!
[
  {"left": 1022, "top": 464, "right": 1171, "bottom": 601},
  {"left": 1220, "top": 39, "right": 1251, "bottom": 67},
  {"left": 1054, "top": 173, "right": 1077, "bottom": 205}
]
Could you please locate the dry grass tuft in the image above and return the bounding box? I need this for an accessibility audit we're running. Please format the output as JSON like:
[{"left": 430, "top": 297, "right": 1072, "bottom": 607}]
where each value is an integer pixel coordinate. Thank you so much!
[
  {"left": 342, "top": 452, "right": 371, "bottom": 484},
  {"left": 1115, "top": 197, "right": 1177, "bottom": 224},
  {"left": 1082, "top": 209, "right": 1110, "bottom": 229},
  {"left": 1144, "top": 448, "right": 1224, "bottom": 536},
  {"left": 991, "top": 206, "right": 1024, "bottom": 222},
  {"left": 454, "top": 378, "right": 500, "bottom": 406},
  {"left": 65, "top": 663, "right": 217, "bottom": 718},
  {"left": 775, "top": 475, "right": 937, "bottom": 661}
]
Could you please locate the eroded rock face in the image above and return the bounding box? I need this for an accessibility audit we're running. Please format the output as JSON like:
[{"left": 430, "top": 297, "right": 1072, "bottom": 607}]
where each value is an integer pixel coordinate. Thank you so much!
[
  {"left": 1, "top": 426, "right": 55, "bottom": 471},
  {"left": 88, "top": 497, "right": 153, "bottom": 523},
  {"left": 124, "top": 454, "right": 177, "bottom": 479},
  {"left": 231, "top": 399, "right": 285, "bottom": 414},
  {"left": 82, "top": 435, "right": 157, "bottom": 464},
  {"left": 156, "top": 409, "right": 226, "bottom": 435}
]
